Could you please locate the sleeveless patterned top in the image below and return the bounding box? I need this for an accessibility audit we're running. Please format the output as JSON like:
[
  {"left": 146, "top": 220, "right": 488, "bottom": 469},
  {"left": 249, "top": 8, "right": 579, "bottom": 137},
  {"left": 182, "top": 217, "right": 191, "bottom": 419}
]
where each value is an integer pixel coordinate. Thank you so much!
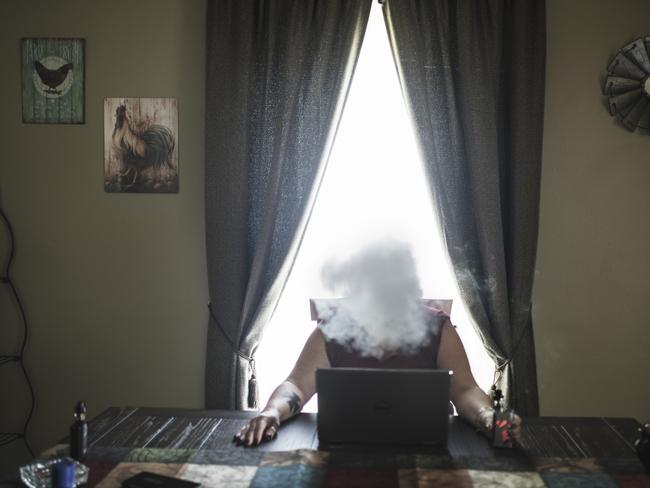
[{"left": 321, "top": 305, "right": 449, "bottom": 369}]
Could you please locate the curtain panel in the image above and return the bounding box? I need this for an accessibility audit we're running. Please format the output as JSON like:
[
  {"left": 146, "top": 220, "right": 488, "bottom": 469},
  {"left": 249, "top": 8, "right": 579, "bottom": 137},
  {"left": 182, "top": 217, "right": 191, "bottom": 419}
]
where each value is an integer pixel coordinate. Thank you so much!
[
  {"left": 384, "top": 0, "right": 546, "bottom": 415},
  {"left": 205, "top": 0, "right": 371, "bottom": 410}
]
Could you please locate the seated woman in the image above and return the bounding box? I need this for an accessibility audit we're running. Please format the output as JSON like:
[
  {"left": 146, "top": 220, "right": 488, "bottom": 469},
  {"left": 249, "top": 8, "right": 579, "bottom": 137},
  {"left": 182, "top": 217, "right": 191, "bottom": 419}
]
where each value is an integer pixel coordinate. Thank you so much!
[{"left": 235, "top": 242, "right": 521, "bottom": 447}]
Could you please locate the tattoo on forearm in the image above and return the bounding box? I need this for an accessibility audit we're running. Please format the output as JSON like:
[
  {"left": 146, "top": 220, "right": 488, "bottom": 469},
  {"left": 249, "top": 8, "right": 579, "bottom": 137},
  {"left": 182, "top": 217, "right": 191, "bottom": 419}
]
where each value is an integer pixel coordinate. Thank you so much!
[{"left": 283, "top": 392, "right": 302, "bottom": 416}]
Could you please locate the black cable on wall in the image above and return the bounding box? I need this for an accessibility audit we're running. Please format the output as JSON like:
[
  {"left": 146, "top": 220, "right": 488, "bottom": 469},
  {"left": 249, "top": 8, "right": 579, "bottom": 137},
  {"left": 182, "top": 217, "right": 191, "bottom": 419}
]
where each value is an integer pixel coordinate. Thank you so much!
[{"left": 0, "top": 203, "right": 35, "bottom": 457}]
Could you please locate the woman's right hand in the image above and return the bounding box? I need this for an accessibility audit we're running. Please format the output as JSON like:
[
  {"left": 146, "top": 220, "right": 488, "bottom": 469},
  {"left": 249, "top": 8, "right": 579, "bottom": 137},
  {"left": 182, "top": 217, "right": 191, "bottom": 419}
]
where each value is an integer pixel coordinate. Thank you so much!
[{"left": 234, "top": 412, "right": 280, "bottom": 447}]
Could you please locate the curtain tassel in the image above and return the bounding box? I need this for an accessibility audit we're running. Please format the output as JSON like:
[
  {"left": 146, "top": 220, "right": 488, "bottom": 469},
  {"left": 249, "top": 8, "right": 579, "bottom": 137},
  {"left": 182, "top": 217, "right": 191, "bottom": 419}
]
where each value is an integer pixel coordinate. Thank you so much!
[
  {"left": 489, "top": 385, "right": 504, "bottom": 411},
  {"left": 247, "top": 359, "right": 258, "bottom": 410}
]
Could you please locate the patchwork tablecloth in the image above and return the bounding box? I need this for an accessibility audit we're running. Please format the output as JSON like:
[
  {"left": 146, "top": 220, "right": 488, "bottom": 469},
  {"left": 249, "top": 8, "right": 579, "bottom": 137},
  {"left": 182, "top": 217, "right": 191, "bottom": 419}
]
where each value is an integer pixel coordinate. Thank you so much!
[{"left": 40, "top": 443, "right": 650, "bottom": 487}]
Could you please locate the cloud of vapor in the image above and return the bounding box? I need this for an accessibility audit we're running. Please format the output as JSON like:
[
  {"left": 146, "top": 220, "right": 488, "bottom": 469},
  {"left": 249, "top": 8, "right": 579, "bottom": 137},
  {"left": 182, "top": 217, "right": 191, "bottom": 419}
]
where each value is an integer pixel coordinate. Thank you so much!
[{"left": 316, "top": 240, "right": 440, "bottom": 358}]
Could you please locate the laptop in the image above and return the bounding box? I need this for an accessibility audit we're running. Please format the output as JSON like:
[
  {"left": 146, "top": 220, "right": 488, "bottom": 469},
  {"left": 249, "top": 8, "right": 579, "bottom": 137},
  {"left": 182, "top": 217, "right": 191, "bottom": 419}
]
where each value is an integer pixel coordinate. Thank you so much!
[{"left": 316, "top": 368, "right": 452, "bottom": 447}]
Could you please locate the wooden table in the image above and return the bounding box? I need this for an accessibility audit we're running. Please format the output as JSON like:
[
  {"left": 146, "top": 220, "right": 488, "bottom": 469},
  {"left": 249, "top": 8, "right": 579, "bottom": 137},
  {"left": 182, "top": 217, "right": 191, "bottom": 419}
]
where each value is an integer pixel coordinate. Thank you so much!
[
  {"left": 84, "top": 406, "right": 642, "bottom": 458},
  {"left": 9, "top": 407, "right": 649, "bottom": 487}
]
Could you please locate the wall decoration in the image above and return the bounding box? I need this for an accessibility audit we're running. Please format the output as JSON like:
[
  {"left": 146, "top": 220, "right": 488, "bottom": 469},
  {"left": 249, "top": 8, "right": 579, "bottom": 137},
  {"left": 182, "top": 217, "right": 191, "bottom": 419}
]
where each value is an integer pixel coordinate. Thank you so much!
[
  {"left": 603, "top": 36, "right": 650, "bottom": 133},
  {"left": 104, "top": 98, "right": 179, "bottom": 193},
  {"left": 21, "top": 38, "right": 85, "bottom": 124}
]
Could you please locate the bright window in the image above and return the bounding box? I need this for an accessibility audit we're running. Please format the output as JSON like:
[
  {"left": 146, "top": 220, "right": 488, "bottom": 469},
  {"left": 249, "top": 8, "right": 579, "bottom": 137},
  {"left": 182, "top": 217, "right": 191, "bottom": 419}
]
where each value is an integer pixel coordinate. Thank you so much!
[{"left": 255, "top": 2, "right": 494, "bottom": 412}]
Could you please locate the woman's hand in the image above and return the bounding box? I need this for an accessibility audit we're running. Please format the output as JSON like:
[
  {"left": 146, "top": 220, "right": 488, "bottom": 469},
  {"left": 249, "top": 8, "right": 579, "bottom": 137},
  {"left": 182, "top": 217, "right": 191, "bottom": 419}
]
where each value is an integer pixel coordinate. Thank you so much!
[
  {"left": 476, "top": 407, "right": 522, "bottom": 443},
  {"left": 234, "top": 412, "right": 280, "bottom": 447}
]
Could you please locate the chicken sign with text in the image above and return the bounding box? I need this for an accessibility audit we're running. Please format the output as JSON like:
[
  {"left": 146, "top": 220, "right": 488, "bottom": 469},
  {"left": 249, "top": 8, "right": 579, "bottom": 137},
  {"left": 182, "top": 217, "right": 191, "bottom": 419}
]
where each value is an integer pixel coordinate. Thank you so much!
[
  {"left": 21, "top": 38, "right": 84, "bottom": 124},
  {"left": 104, "top": 98, "right": 179, "bottom": 193}
]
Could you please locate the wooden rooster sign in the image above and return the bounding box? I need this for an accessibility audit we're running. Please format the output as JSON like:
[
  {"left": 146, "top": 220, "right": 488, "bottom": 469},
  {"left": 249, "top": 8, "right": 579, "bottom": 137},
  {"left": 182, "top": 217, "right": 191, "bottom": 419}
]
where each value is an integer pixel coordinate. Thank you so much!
[
  {"left": 104, "top": 98, "right": 179, "bottom": 193},
  {"left": 21, "top": 38, "right": 85, "bottom": 124}
]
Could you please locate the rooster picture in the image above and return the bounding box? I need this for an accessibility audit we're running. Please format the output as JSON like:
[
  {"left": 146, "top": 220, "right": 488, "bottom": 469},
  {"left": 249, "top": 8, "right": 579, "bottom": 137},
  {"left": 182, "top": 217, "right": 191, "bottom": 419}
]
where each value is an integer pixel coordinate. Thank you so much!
[{"left": 105, "top": 98, "right": 178, "bottom": 193}]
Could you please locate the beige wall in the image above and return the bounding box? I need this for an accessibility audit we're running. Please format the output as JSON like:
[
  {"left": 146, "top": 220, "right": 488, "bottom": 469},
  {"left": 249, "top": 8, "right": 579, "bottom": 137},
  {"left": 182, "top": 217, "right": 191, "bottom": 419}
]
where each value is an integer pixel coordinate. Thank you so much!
[
  {"left": 0, "top": 0, "right": 207, "bottom": 473},
  {"left": 1, "top": 0, "right": 649, "bottom": 476},
  {"left": 534, "top": 0, "right": 650, "bottom": 421}
]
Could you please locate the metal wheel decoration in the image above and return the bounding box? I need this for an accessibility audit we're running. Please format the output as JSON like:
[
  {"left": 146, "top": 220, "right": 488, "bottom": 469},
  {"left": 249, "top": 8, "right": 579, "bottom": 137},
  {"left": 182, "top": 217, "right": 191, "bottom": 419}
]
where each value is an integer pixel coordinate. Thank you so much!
[{"left": 603, "top": 37, "right": 650, "bottom": 133}]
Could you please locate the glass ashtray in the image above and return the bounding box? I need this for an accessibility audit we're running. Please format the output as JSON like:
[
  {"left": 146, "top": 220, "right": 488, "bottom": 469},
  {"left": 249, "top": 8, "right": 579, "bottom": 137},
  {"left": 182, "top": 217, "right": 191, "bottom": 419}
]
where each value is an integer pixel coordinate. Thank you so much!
[{"left": 19, "top": 457, "right": 89, "bottom": 488}]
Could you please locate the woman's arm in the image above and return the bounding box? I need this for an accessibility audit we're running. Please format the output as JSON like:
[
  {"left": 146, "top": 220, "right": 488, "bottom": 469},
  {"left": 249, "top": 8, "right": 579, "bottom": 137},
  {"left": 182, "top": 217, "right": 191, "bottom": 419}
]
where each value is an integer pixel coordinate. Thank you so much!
[
  {"left": 235, "top": 327, "right": 330, "bottom": 447},
  {"left": 437, "top": 320, "right": 521, "bottom": 440}
]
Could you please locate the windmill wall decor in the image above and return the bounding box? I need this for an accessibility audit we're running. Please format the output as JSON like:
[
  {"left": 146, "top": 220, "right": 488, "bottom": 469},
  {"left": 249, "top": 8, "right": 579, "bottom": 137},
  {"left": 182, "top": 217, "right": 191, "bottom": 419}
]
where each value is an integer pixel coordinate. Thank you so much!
[{"left": 603, "top": 36, "right": 650, "bottom": 133}]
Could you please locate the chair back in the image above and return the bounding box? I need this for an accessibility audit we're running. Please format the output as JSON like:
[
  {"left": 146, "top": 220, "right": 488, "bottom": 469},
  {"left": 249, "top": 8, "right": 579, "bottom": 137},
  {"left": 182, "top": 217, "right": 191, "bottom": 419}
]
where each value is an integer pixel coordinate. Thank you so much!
[{"left": 309, "top": 298, "right": 453, "bottom": 321}]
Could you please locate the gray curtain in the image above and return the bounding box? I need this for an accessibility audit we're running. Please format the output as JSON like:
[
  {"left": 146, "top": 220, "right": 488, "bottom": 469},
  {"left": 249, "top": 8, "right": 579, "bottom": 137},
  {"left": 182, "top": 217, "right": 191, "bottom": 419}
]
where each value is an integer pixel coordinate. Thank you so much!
[
  {"left": 205, "top": 0, "right": 371, "bottom": 410},
  {"left": 384, "top": 0, "right": 545, "bottom": 416}
]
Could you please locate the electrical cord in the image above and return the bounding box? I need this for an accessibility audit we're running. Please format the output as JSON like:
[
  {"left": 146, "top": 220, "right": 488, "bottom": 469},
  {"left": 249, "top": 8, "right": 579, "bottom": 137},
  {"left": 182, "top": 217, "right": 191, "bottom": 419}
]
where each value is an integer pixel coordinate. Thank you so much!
[{"left": 0, "top": 205, "right": 35, "bottom": 457}]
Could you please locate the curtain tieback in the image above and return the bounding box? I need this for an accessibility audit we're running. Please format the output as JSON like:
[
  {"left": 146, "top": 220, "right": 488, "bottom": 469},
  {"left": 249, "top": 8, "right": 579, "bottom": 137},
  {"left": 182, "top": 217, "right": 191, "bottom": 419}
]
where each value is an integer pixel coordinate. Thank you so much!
[
  {"left": 491, "top": 316, "right": 534, "bottom": 391},
  {"left": 207, "top": 303, "right": 258, "bottom": 409}
]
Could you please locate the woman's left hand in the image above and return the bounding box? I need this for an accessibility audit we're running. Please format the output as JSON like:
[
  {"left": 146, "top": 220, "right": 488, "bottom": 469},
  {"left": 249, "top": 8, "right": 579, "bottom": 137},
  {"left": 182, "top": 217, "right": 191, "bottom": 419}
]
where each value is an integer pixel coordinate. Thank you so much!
[
  {"left": 476, "top": 407, "right": 522, "bottom": 444},
  {"left": 493, "top": 412, "right": 522, "bottom": 444}
]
